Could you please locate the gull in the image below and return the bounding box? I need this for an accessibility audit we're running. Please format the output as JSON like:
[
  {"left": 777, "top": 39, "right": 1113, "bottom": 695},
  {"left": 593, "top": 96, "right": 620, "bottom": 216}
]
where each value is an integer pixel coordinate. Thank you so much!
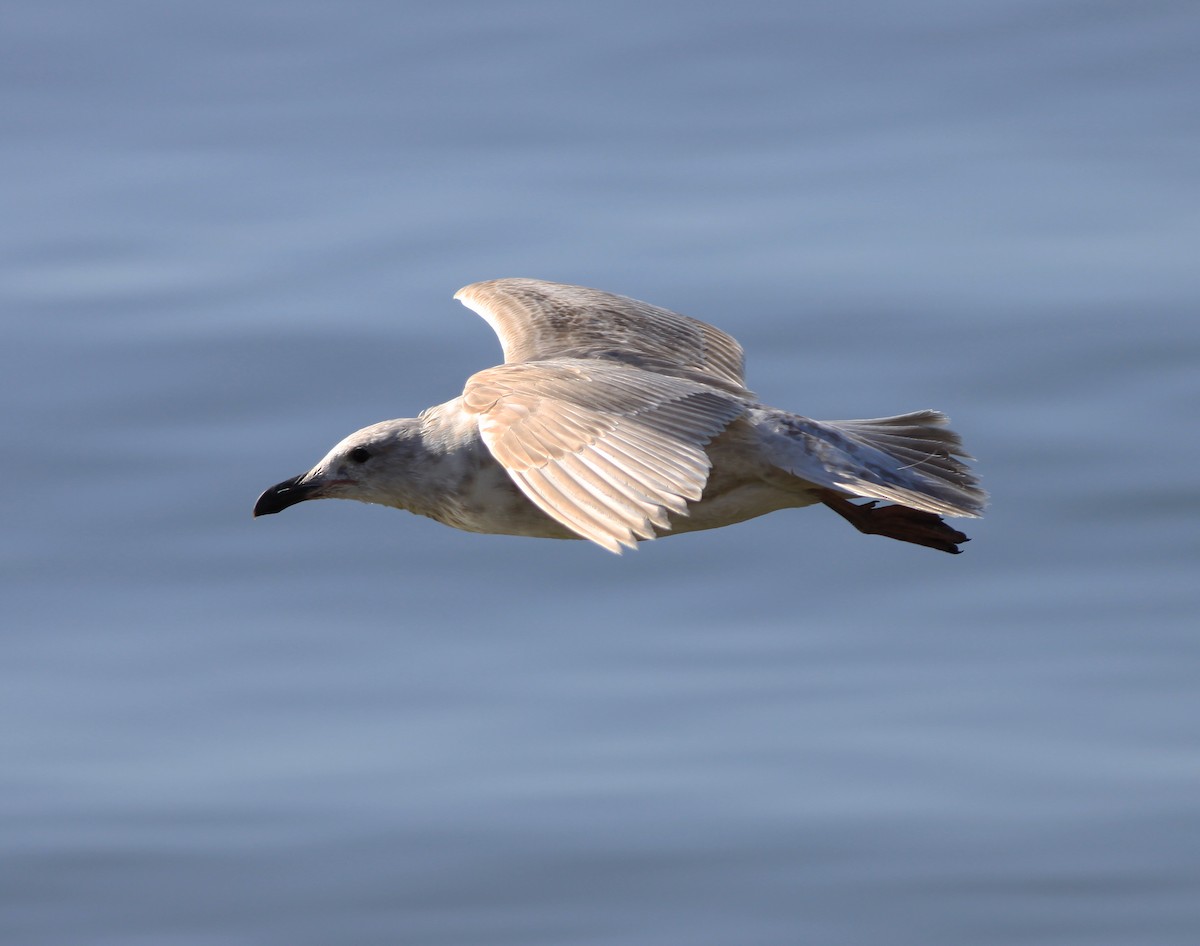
[{"left": 254, "top": 278, "right": 985, "bottom": 553}]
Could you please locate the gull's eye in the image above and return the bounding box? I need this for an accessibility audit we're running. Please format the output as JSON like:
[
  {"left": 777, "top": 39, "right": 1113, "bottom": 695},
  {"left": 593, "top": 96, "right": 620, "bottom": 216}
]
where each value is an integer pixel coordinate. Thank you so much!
[{"left": 349, "top": 446, "right": 371, "bottom": 463}]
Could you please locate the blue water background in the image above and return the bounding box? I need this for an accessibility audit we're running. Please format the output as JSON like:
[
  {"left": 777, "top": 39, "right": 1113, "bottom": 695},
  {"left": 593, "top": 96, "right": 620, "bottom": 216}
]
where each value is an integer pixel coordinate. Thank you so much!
[{"left": 3, "top": 2, "right": 1198, "bottom": 944}]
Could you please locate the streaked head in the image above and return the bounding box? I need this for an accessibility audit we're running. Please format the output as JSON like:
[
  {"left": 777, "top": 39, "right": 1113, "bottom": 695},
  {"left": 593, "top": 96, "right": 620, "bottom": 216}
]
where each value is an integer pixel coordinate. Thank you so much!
[{"left": 253, "top": 418, "right": 421, "bottom": 517}]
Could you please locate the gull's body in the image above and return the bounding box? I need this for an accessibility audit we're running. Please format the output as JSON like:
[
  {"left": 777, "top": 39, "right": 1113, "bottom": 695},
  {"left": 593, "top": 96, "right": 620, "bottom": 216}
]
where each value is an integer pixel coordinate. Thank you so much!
[{"left": 254, "top": 279, "right": 985, "bottom": 553}]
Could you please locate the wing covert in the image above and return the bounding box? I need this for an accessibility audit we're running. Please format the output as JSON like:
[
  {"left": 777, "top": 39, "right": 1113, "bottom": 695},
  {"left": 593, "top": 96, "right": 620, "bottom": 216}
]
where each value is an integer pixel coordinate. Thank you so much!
[
  {"left": 463, "top": 360, "right": 747, "bottom": 552},
  {"left": 455, "top": 278, "right": 748, "bottom": 393}
]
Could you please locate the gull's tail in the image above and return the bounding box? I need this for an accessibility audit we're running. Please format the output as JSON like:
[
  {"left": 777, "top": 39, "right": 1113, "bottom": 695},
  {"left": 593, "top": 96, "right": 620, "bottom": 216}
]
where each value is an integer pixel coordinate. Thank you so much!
[
  {"left": 757, "top": 408, "right": 986, "bottom": 552},
  {"left": 815, "top": 410, "right": 986, "bottom": 518}
]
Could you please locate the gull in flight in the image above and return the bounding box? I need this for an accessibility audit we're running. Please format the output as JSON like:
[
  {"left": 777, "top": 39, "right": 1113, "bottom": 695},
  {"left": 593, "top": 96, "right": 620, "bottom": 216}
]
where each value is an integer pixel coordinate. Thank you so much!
[{"left": 254, "top": 279, "right": 985, "bottom": 553}]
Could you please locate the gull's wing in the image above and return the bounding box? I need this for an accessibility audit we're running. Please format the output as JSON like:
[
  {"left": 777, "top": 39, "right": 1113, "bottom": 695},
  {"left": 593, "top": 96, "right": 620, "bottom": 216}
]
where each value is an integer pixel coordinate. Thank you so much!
[
  {"left": 454, "top": 278, "right": 749, "bottom": 393},
  {"left": 463, "top": 360, "right": 747, "bottom": 552}
]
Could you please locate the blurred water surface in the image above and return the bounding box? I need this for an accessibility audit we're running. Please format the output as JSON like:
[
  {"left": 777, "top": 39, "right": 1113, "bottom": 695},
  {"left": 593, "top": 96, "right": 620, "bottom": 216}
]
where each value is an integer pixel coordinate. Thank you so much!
[{"left": 2, "top": 2, "right": 1198, "bottom": 944}]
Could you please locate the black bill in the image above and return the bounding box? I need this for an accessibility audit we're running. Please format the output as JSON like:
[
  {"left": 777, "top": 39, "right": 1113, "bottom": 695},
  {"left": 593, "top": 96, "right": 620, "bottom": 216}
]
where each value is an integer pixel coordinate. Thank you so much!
[{"left": 253, "top": 473, "right": 317, "bottom": 517}]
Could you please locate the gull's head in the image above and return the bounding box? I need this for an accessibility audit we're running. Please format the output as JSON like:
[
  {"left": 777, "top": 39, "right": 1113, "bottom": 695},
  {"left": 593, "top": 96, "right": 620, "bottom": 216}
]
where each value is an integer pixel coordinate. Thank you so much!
[{"left": 253, "top": 419, "right": 422, "bottom": 517}]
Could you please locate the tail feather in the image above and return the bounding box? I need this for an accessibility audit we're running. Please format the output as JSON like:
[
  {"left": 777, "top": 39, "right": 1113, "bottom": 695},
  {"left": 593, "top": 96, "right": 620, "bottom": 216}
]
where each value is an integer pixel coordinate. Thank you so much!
[
  {"left": 823, "top": 411, "right": 985, "bottom": 517},
  {"left": 758, "top": 409, "right": 986, "bottom": 519}
]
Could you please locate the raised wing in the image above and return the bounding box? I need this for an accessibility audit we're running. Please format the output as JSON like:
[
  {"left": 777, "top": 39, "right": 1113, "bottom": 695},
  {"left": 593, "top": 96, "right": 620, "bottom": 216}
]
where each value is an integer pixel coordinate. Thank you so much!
[
  {"left": 463, "top": 359, "right": 747, "bottom": 552},
  {"left": 454, "top": 278, "right": 749, "bottom": 393}
]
